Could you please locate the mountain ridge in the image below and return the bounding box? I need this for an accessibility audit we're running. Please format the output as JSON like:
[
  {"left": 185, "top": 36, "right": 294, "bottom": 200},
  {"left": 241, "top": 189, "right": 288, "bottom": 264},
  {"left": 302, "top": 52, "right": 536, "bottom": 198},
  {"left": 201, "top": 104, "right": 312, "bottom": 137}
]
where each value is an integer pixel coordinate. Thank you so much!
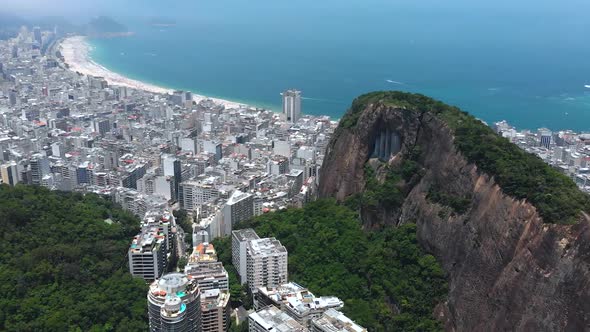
[{"left": 319, "top": 91, "right": 590, "bottom": 331}]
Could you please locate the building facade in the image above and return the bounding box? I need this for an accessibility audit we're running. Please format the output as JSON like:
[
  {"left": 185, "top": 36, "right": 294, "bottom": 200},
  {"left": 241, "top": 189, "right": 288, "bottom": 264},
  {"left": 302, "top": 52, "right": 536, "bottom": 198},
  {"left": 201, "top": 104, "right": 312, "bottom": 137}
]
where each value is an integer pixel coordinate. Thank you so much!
[
  {"left": 231, "top": 228, "right": 260, "bottom": 284},
  {"left": 282, "top": 89, "right": 302, "bottom": 123},
  {"left": 246, "top": 238, "right": 288, "bottom": 293},
  {"left": 148, "top": 273, "right": 202, "bottom": 332},
  {"left": 200, "top": 288, "right": 231, "bottom": 332}
]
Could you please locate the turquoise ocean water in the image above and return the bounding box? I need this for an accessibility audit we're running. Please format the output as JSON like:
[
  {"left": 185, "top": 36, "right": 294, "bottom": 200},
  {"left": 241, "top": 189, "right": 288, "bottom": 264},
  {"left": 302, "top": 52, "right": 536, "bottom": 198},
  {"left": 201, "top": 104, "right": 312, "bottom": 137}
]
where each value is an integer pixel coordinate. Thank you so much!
[{"left": 88, "top": 0, "right": 590, "bottom": 130}]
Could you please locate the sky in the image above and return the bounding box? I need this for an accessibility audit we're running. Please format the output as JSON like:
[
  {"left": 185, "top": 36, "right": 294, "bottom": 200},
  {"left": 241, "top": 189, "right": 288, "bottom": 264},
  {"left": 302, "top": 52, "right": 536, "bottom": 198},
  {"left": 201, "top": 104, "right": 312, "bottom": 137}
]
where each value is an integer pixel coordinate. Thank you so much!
[{"left": 3, "top": 0, "right": 590, "bottom": 19}]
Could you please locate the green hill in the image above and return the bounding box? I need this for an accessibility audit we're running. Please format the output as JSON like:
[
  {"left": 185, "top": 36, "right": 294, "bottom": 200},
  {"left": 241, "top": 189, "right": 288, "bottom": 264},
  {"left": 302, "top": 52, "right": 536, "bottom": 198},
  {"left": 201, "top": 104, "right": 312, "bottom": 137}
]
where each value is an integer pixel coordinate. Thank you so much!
[
  {"left": 215, "top": 200, "right": 448, "bottom": 331},
  {"left": 0, "top": 185, "right": 147, "bottom": 331}
]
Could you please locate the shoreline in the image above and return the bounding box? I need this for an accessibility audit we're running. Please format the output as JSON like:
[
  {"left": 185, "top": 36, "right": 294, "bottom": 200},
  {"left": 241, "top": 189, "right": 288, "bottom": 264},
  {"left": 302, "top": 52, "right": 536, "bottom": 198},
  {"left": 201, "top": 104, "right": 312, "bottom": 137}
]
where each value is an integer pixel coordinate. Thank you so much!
[{"left": 59, "top": 36, "right": 246, "bottom": 109}]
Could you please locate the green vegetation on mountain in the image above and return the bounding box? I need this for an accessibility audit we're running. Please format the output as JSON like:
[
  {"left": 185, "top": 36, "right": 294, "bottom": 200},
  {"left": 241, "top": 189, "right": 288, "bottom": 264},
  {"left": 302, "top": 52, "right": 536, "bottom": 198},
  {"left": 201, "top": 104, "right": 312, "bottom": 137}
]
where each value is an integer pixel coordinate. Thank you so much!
[
  {"left": 0, "top": 185, "right": 147, "bottom": 331},
  {"left": 216, "top": 200, "right": 447, "bottom": 331},
  {"left": 339, "top": 91, "right": 589, "bottom": 223},
  {"left": 427, "top": 185, "right": 472, "bottom": 215},
  {"left": 86, "top": 16, "right": 128, "bottom": 35}
]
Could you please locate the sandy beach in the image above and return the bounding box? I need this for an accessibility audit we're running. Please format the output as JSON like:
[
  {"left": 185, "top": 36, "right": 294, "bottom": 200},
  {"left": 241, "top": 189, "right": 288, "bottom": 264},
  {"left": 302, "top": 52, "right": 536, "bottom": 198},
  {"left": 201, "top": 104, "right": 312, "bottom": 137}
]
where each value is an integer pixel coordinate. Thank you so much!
[{"left": 59, "top": 36, "right": 244, "bottom": 109}]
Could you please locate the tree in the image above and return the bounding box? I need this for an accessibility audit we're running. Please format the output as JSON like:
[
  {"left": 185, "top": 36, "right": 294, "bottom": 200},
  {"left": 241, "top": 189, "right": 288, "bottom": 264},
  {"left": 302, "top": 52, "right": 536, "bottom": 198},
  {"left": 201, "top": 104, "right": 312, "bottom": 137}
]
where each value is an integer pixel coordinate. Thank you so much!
[{"left": 0, "top": 185, "right": 148, "bottom": 331}]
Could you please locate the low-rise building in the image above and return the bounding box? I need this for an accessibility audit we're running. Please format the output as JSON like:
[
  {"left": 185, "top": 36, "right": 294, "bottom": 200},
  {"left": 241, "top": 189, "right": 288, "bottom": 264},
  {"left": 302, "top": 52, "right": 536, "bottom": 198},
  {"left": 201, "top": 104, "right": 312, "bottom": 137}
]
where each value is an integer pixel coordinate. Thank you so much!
[
  {"left": 185, "top": 262, "right": 229, "bottom": 291},
  {"left": 249, "top": 305, "right": 307, "bottom": 332},
  {"left": 255, "top": 282, "right": 343, "bottom": 328},
  {"left": 311, "top": 308, "right": 367, "bottom": 332}
]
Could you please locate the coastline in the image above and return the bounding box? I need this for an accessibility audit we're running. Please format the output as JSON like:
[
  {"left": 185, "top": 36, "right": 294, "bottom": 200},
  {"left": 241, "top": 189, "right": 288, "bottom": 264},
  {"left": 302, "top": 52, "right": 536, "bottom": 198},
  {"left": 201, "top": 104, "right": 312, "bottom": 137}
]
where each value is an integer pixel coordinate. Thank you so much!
[{"left": 59, "top": 36, "right": 245, "bottom": 109}]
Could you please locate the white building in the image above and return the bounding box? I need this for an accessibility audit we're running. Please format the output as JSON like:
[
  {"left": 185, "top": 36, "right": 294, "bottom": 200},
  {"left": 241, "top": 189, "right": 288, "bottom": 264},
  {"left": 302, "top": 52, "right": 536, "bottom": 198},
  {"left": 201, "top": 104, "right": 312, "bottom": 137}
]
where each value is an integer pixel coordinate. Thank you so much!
[
  {"left": 185, "top": 262, "right": 229, "bottom": 292},
  {"left": 179, "top": 180, "right": 220, "bottom": 211},
  {"left": 246, "top": 238, "right": 288, "bottom": 293},
  {"left": 255, "top": 282, "right": 344, "bottom": 328},
  {"left": 311, "top": 308, "right": 367, "bottom": 332},
  {"left": 249, "top": 305, "right": 307, "bottom": 332},
  {"left": 128, "top": 226, "right": 168, "bottom": 281},
  {"left": 282, "top": 89, "right": 302, "bottom": 123},
  {"left": 231, "top": 228, "right": 260, "bottom": 284},
  {"left": 222, "top": 190, "right": 254, "bottom": 236}
]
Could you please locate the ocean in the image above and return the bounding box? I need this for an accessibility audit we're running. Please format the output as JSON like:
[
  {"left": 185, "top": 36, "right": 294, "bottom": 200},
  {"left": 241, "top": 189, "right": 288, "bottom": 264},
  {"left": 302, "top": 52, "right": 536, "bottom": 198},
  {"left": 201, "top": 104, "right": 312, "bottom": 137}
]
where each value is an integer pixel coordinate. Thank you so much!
[{"left": 88, "top": 0, "right": 590, "bottom": 131}]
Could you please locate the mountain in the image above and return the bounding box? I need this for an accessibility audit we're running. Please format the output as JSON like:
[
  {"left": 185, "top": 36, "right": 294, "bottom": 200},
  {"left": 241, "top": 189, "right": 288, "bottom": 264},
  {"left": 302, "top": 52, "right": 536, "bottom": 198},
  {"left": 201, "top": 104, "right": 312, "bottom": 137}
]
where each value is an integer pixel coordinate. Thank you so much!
[
  {"left": 319, "top": 91, "right": 590, "bottom": 331},
  {"left": 85, "top": 16, "right": 130, "bottom": 37}
]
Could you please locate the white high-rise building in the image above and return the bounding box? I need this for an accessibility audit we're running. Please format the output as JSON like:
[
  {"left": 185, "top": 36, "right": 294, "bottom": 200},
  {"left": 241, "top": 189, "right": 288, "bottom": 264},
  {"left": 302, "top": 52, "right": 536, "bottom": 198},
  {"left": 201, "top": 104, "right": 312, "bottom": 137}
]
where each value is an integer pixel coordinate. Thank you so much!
[
  {"left": 246, "top": 238, "right": 288, "bottom": 293},
  {"left": 232, "top": 229, "right": 260, "bottom": 284},
  {"left": 282, "top": 89, "right": 302, "bottom": 123}
]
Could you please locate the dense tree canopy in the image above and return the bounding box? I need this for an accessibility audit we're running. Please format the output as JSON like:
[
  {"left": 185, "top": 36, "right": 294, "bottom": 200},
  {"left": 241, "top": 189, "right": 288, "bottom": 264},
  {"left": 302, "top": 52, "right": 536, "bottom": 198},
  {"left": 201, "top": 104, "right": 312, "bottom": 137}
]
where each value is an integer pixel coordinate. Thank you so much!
[
  {"left": 216, "top": 200, "right": 447, "bottom": 331},
  {"left": 0, "top": 185, "right": 148, "bottom": 331}
]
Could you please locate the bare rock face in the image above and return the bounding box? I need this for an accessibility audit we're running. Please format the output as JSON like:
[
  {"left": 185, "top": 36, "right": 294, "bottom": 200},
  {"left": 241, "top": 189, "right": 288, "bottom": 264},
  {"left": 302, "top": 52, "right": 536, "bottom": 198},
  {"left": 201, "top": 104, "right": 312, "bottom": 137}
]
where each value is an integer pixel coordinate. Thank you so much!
[{"left": 319, "top": 99, "right": 590, "bottom": 331}]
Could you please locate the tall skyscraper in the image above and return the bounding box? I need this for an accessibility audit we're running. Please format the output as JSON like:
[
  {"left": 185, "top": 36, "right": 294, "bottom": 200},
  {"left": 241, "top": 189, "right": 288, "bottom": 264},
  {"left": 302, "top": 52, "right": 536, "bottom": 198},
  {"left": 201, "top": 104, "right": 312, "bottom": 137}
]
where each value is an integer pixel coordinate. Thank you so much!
[
  {"left": 33, "top": 27, "right": 42, "bottom": 45},
  {"left": 8, "top": 89, "right": 17, "bottom": 107},
  {"left": 231, "top": 229, "right": 260, "bottom": 284},
  {"left": 539, "top": 129, "right": 552, "bottom": 149},
  {"left": 148, "top": 273, "right": 201, "bottom": 332},
  {"left": 162, "top": 154, "right": 182, "bottom": 200},
  {"left": 282, "top": 89, "right": 302, "bottom": 123},
  {"left": 29, "top": 155, "right": 50, "bottom": 186},
  {"left": 0, "top": 162, "right": 20, "bottom": 186}
]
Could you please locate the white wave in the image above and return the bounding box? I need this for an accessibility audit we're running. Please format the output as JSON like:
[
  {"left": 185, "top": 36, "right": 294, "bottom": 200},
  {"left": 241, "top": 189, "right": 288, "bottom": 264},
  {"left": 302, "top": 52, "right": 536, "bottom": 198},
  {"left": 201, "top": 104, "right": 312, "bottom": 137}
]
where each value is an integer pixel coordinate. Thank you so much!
[
  {"left": 585, "top": 85, "right": 590, "bottom": 89},
  {"left": 386, "top": 79, "right": 404, "bottom": 85}
]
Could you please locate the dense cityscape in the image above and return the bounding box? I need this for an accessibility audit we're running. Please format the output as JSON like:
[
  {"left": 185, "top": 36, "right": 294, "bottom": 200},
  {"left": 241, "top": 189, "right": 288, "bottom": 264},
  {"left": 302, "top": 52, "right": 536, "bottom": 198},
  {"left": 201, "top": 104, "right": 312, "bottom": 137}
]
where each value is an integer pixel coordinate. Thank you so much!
[
  {"left": 0, "top": 27, "right": 368, "bottom": 331},
  {"left": 2, "top": 25, "right": 590, "bottom": 332}
]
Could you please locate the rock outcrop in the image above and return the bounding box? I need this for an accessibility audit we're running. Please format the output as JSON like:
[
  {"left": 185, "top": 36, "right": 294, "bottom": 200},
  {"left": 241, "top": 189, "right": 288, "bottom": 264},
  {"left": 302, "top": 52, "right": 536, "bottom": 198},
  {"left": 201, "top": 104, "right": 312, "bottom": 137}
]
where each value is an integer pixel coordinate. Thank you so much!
[{"left": 319, "top": 92, "right": 590, "bottom": 331}]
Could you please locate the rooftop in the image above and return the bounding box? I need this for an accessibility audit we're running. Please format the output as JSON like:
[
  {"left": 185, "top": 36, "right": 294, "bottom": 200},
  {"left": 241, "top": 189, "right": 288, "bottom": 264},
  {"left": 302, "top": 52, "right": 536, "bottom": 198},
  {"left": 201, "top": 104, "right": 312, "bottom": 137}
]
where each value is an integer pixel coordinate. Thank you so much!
[
  {"left": 248, "top": 237, "right": 287, "bottom": 256},
  {"left": 232, "top": 228, "right": 260, "bottom": 242},
  {"left": 312, "top": 308, "right": 367, "bottom": 332},
  {"left": 249, "top": 305, "right": 307, "bottom": 332}
]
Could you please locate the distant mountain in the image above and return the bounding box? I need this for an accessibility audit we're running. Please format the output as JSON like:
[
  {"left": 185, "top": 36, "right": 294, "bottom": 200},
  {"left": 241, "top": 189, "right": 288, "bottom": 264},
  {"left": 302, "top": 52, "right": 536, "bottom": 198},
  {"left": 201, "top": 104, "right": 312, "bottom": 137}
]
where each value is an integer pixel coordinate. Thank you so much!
[{"left": 85, "top": 16, "right": 129, "bottom": 37}]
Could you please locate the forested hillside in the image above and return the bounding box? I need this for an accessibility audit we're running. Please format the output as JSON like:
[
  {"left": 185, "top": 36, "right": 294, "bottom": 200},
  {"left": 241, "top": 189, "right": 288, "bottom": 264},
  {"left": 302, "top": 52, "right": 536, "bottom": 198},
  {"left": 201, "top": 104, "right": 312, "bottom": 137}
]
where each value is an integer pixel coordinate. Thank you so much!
[
  {"left": 0, "top": 185, "right": 147, "bottom": 331},
  {"left": 215, "top": 199, "right": 448, "bottom": 331}
]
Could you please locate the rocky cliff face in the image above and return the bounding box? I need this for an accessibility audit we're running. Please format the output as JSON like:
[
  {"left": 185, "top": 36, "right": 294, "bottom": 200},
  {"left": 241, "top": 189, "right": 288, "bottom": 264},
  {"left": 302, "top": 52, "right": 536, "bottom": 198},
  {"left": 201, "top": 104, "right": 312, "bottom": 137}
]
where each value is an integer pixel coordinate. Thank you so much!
[{"left": 320, "top": 94, "right": 590, "bottom": 331}]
